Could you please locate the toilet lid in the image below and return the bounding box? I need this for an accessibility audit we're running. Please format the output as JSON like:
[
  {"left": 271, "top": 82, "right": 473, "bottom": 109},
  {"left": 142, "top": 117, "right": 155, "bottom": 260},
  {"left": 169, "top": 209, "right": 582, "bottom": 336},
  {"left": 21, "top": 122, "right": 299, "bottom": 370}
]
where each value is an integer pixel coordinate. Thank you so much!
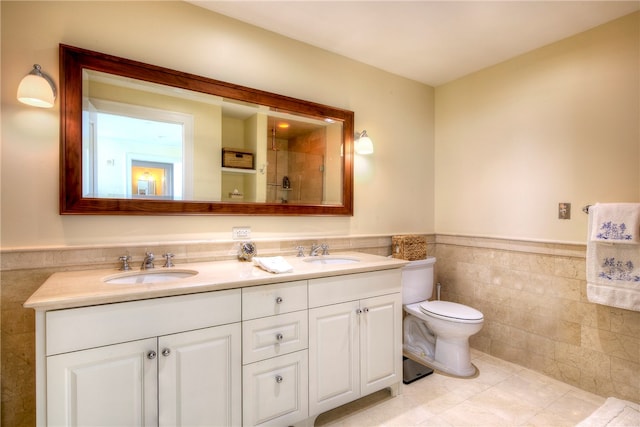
[{"left": 419, "top": 300, "right": 484, "bottom": 321}]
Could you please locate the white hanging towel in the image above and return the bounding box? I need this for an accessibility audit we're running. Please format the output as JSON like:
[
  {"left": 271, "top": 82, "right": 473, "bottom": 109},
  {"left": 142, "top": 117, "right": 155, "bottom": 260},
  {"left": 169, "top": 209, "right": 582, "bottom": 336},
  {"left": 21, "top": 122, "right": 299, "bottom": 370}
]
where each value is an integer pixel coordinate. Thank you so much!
[
  {"left": 586, "top": 203, "right": 640, "bottom": 311},
  {"left": 590, "top": 202, "right": 640, "bottom": 243}
]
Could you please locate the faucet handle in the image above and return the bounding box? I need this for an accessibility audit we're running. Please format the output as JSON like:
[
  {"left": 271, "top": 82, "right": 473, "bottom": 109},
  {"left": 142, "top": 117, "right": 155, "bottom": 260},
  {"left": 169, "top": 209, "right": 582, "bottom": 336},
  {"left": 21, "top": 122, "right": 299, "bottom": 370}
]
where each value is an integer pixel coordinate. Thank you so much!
[
  {"left": 321, "top": 243, "right": 330, "bottom": 256},
  {"left": 295, "top": 246, "right": 305, "bottom": 257},
  {"left": 162, "top": 253, "right": 175, "bottom": 268},
  {"left": 118, "top": 255, "right": 132, "bottom": 271}
]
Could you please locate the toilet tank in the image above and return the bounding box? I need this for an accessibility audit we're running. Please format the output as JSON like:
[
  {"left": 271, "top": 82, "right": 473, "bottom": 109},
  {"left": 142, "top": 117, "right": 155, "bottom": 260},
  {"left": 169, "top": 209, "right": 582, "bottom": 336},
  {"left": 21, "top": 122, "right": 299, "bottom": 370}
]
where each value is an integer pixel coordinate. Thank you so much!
[{"left": 402, "top": 257, "right": 436, "bottom": 304}]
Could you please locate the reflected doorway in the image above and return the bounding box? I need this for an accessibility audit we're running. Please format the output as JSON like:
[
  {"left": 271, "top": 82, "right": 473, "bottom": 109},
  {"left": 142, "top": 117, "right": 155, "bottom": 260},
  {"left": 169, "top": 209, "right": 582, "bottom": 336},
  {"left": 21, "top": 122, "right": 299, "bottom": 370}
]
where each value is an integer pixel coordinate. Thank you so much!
[{"left": 132, "top": 161, "right": 173, "bottom": 199}]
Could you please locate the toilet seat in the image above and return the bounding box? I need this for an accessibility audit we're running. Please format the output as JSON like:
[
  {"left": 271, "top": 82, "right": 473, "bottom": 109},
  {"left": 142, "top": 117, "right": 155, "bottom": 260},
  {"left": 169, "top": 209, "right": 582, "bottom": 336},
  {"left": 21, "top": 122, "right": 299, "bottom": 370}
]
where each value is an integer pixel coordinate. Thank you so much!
[{"left": 419, "top": 301, "right": 483, "bottom": 323}]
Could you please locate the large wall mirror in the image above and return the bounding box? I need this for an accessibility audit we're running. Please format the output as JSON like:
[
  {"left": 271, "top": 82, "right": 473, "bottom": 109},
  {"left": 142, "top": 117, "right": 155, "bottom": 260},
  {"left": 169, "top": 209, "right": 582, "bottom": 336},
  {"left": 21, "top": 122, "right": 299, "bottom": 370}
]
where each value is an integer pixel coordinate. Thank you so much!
[{"left": 60, "top": 44, "right": 354, "bottom": 215}]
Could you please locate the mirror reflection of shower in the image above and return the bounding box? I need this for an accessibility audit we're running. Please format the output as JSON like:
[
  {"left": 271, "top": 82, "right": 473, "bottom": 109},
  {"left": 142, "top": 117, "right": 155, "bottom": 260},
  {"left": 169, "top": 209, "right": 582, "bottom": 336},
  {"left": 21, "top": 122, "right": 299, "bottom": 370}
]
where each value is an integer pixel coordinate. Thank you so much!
[
  {"left": 266, "top": 124, "right": 290, "bottom": 203},
  {"left": 266, "top": 118, "right": 326, "bottom": 204}
]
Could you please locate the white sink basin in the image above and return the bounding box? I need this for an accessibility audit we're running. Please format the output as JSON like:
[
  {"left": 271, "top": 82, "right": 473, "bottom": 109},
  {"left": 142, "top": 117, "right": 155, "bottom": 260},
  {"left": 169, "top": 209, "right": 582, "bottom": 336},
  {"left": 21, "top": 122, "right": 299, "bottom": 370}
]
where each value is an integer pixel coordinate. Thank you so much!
[
  {"left": 303, "top": 256, "right": 360, "bottom": 265},
  {"left": 104, "top": 269, "right": 198, "bottom": 285}
]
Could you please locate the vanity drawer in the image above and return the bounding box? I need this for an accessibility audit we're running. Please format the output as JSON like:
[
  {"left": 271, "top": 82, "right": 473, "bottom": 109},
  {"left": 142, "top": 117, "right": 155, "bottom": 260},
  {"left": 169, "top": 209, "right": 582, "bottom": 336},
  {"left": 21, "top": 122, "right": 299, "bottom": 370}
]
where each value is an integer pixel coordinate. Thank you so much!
[
  {"left": 242, "top": 280, "right": 307, "bottom": 320},
  {"left": 242, "top": 310, "right": 308, "bottom": 364},
  {"left": 242, "top": 350, "right": 308, "bottom": 427},
  {"left": 46, "top": 289, "right": 241, "bottom": 356},
  {"left": 308, "top": 269, "right": 401, "bottom": 308}
]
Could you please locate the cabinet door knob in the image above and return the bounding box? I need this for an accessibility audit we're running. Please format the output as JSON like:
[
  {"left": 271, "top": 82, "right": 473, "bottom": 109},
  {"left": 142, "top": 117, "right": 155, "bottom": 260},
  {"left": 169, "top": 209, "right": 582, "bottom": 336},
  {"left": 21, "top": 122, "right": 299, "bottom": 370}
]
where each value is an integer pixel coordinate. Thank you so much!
[
  {"left": 276, "top": 333, "right": 284, "bottom": 341},
  {"left": 275, "top": 296, "right": 283, "bottom": 304},
  {"left": 147, "top": 350, "right": 157, "bottom": 360},
  {"left": 356, "top": 308, "right": 363, "bottom": 315},
  {"left": 161, "top": 348, "right": 171, "bottom": 357},
  {"left": 275, "top": 375, "right": 283, "bottom": 383},
  {"left": 363, "top": 307, "right": 369, "bottom": 313}
]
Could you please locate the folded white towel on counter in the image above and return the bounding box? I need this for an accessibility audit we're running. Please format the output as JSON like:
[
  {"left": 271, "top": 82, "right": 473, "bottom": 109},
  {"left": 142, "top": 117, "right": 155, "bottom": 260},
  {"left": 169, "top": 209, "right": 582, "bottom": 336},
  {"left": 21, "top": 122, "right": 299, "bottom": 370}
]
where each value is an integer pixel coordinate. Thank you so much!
[
  {"left": 586, "top": 204, "right": 640, "bottom": 312},
  {"left": 253, "top": 256, "right": 294, "bottom": 274},
  {"left": 590, "top": 203, "right": 640, "bottom": 243}
]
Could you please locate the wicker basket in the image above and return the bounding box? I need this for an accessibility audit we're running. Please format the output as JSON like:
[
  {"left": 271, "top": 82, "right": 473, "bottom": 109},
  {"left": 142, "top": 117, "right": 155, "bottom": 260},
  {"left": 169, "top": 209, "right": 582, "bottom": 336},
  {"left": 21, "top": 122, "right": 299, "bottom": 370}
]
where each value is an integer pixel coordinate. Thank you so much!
[
  {"left": 222, "top": 148, "right": 254, "bottom": 169},
  {"left": 391, "top": 235, "right": 427, "bottom": 260}
]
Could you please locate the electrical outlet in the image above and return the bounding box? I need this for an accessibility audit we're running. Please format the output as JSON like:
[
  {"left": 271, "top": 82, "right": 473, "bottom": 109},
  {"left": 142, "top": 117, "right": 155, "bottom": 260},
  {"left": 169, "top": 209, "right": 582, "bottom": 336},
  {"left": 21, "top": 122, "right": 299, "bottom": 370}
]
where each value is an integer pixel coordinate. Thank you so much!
[{"left": 232, "top": 226, "right": 251, "bottom": 240}]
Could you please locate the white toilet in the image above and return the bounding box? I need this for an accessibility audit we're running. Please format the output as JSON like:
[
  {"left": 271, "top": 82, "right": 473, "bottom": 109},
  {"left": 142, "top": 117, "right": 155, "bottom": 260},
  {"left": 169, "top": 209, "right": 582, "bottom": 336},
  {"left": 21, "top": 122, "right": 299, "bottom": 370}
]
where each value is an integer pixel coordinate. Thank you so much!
[{"left": 402, "top": 257, "right": 484, "bottom": 377}]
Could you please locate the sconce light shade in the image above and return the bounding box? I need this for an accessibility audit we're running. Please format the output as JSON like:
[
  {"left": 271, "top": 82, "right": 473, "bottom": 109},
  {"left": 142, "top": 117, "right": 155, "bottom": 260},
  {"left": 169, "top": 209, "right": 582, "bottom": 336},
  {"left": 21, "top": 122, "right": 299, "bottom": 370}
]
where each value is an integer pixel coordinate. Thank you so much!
[
  {"left": 17, "top": 64, "right": 57, "bottom": 108},
  {"left": 355, "top": 130, "right": 374, "bottom": 155}
]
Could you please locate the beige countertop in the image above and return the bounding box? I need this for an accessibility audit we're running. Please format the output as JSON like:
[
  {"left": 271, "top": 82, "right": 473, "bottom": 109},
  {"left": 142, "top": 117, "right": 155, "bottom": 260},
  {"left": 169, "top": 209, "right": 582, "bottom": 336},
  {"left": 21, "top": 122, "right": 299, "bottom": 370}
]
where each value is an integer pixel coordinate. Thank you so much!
[{"left": 24, "top": 252, "right": 408, "bottom": 311}]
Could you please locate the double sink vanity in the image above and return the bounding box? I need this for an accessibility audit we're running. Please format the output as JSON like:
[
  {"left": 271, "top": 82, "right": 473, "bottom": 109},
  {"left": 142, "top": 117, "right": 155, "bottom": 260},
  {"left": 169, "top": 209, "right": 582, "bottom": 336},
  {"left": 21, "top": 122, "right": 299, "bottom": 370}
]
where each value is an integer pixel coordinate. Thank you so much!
[
  {"left": 39, "top": 43, "right": 407, "bottom": 427},
  {"left": 25, "top": 252, "right": 408, "bottom": 426}
]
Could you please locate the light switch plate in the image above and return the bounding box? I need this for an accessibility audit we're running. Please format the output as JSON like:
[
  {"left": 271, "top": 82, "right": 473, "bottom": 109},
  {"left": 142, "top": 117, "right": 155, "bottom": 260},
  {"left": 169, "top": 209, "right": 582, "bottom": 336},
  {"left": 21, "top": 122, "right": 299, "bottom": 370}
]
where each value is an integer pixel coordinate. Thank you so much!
[{"left": 558, "top": 203, "right": 571, "bottom": 220}]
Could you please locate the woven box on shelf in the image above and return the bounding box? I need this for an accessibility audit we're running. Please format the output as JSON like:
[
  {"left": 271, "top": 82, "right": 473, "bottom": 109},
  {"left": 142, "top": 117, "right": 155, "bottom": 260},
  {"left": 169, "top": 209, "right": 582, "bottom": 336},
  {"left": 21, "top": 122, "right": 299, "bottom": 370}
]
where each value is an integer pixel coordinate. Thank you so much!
[
  {"left": 391, "top": 235, "right": 427, "bottom": 260},
  {"left": 222, "top": 148, "right": 254, "bottom": 169}
]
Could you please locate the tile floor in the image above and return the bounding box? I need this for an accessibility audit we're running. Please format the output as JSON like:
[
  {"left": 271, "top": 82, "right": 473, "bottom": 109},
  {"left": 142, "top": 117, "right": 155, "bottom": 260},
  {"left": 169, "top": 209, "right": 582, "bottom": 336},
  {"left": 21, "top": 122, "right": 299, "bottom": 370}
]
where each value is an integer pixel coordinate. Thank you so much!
[{"left": 315, "top": 350, "right": 606, "bottom": 426}]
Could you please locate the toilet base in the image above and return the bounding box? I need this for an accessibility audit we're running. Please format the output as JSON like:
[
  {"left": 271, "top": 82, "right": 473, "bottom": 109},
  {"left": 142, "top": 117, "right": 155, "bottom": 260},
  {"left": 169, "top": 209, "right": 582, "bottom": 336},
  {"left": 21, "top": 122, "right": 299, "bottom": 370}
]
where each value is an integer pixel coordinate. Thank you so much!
[{"left": 403, "top": 348, "right": 478, "bottom": 378}]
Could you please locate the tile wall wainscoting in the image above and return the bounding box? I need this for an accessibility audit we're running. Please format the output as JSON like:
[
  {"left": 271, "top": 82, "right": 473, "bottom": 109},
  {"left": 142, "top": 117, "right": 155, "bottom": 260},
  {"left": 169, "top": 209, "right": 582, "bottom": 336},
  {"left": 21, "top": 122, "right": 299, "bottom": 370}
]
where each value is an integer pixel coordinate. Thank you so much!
[
  {"left": 434, "top": 234, "right": 639, "bottom": 405},
  {"left": 2, "top": 233, "right": 639, "bottom": 426}
]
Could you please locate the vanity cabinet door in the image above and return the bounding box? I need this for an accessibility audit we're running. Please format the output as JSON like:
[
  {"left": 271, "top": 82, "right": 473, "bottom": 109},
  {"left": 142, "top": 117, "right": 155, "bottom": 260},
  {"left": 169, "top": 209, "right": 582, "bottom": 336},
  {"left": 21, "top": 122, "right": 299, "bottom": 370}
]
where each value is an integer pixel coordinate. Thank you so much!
[
  {"left": 308, "top": 292, "right": 402, "bottom": 417},
  {"left": 47, "top": 337, "right": 158, "bottom": 426},
  {"left": 308, "top": 300, "right": 360, "bottom": 416},
  {"left": 360, "top": 293, "right": 402, "bottom": 396},
  {"left": 158, "top": 323, "right": 242, "bottom": 427}
]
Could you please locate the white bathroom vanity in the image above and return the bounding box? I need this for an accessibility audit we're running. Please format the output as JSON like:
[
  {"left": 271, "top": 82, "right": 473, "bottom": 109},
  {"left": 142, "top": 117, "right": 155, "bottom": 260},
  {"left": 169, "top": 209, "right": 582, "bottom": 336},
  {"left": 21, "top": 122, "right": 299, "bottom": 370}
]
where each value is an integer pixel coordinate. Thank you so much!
[{"left": 24, "top": 252, "right": 407, "bottom": 427}]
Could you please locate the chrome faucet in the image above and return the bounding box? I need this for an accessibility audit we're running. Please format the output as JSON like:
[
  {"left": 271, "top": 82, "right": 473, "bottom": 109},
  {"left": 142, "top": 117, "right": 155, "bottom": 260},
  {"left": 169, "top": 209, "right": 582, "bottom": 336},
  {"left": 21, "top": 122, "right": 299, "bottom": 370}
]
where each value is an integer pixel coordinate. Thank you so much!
[
  {"left": 310, "top": 243, "right": 329, "bottom": 256},
  {"left": 141, "top": 252, "right": 155, "bottom": 270}
]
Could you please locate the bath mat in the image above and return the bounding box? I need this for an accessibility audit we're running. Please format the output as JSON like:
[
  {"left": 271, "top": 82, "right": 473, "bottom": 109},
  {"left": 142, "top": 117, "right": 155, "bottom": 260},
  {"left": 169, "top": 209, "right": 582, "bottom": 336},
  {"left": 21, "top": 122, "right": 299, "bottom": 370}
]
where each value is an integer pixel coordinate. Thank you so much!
[{"left": 576, "top": 397, "right": 640, "bottom": 427}]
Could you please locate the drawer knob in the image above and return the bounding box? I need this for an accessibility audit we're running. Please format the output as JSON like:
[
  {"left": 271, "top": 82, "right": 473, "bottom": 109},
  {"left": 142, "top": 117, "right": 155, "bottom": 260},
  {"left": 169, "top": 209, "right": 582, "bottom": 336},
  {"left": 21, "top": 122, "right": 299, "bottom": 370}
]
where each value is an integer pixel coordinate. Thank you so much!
[
  {"left": 147, "top": 350, "right": 157, "bottom": 360},
  {"left": 162, "top": 348, "right": 171, "bottom": 357},
  {"left": 275, "top": 375, "right": 283, "bottom": 383},
  {"left": 275, "top": 297, "right": 284, "bottom": 304},
  {"left": 276, "top": 333, "right": 284, "bottom": 341}
]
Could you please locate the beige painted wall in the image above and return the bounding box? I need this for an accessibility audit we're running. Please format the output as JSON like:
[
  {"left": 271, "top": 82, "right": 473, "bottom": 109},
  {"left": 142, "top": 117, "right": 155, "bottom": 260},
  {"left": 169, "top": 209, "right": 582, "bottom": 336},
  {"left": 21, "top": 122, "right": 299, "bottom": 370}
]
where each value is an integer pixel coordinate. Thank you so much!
[
  {"left": 1, "top": 1, "right": 435, "bottom": 249},
  {"left": 435, "top": 12, "right": 639, "bottom": 244}
]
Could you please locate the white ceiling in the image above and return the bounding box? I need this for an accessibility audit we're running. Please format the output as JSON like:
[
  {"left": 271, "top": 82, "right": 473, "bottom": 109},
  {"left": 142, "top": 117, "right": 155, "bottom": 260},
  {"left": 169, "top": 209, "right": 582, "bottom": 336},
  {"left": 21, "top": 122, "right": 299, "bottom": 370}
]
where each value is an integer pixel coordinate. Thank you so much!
[{"left": 188, "top": 1, "right": 639, "bottom": 86}]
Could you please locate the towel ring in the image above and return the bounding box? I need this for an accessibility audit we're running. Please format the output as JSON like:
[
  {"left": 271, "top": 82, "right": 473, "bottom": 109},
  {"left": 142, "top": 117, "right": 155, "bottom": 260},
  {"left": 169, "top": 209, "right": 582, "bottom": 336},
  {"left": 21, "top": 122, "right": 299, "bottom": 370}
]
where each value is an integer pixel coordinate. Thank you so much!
[{"left": 582, "top": 205, "right": 592, "bottom": 214}]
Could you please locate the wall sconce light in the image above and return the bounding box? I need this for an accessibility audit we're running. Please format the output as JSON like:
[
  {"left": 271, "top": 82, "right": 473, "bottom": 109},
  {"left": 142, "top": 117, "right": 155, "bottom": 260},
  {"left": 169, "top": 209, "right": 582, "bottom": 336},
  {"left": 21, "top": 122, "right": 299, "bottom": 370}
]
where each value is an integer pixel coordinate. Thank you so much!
[
  {"left": 17, "top": 64, "right": 57, "bottom": 108},
  {"left": 354, "top": 130, "right": 374, "bottom": 155}
]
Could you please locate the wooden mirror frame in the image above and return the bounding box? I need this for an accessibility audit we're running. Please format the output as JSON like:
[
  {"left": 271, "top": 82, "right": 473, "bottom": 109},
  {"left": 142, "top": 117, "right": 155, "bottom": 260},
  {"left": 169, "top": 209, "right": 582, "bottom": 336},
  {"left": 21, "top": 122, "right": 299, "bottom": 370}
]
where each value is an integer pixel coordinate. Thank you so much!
[{"left": 59, "top": 44, "right": 354, "bottom": 215}]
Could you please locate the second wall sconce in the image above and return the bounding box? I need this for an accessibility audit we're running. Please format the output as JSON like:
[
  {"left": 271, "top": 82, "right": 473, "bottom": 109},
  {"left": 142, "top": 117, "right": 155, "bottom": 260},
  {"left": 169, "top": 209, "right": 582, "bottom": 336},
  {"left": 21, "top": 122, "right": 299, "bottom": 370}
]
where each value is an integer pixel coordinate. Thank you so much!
[
  {"left": 354, "top": 130, "right": 374, "bottom": 155},
  {"left": 17, "top": 64, "right": 57, "bottom": 108}
]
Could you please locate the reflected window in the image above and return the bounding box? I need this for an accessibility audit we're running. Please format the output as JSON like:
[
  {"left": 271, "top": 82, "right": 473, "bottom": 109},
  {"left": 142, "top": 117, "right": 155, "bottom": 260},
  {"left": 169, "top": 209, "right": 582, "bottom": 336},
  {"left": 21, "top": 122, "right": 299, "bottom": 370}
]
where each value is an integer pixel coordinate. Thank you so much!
[{"left": 83, "top": 102, "right": 191, "bottom": 200}]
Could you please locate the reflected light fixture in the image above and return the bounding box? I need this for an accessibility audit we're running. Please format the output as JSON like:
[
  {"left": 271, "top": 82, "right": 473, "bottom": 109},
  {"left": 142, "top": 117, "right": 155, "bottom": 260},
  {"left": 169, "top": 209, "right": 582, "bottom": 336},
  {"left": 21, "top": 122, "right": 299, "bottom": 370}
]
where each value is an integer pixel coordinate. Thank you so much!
[
  {"left": 354, "top": 130, "right": 374, "bottom": 155},
  {"left": 17, "top": 64, "right": 57, "bottom": 108}
]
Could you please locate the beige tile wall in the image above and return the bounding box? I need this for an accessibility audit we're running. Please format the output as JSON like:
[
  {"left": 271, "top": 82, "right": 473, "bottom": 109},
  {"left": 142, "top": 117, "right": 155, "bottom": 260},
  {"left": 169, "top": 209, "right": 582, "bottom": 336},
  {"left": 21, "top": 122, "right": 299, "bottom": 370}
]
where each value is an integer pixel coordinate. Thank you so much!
[
  {"left": 3, "top": 233, "right": 638, "bottom": 426},
  {"left": 434, "top": 234, "right": 639, "bottom": 404}
]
